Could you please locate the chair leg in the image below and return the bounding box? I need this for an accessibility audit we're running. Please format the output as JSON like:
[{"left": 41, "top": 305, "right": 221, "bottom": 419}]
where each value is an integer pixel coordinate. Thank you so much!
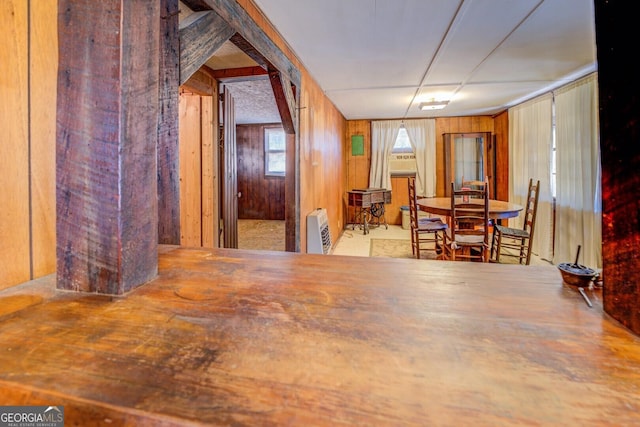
[
  {"left": 411, "top": 230, "right": 416, "bottom": 255},
  {"left": 525, "top": 239, "right": 532, "bottom": 265},
  {"left": 490, "top": 227, "right": 497, "bottom": 261},
  {"left": 520, "top": 237, "right": 529, "bottom": 265}
]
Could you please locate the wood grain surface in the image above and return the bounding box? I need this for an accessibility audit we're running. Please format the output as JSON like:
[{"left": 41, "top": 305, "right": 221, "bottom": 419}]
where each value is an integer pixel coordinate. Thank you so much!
[{"left": 1, "top": 247, "right": 639, "bottom": 426}]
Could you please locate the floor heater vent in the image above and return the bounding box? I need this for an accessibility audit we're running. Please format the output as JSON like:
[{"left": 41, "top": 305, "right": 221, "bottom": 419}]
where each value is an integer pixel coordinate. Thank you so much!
[{"left": 307, "top": 208, "right": 332, "bottom": 254}]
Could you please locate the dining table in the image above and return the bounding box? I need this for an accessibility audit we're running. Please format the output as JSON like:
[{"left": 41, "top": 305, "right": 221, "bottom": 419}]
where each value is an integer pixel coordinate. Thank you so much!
[{"left": 417, "top": 197, "right": 523, "bottom": 221}]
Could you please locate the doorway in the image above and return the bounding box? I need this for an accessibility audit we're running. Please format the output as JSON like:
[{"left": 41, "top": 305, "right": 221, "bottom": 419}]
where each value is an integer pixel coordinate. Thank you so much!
[{"left": 176, "top": 2, "right": 300, "bottom": 252}]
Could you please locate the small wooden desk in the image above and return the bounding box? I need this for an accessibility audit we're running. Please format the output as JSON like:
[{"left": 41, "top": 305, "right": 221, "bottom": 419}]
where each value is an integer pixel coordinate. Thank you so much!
[
  {"left": 347, "top": 188, "right": 391, "bottom": 234},
  {"left": 417, "top": 197, "right": 523, "bottom": 220}
]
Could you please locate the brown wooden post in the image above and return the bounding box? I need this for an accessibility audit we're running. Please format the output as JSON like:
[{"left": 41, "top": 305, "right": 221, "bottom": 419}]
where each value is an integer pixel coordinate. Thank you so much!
[
  {"left": 158, "top": 0, "right": 181, "bottom": 244},
  {"left": 595, "top": 1, "right": 640, "bottom": 334},
  {"left": 56, "top": 0, "right": 160, "bottom": 294}
]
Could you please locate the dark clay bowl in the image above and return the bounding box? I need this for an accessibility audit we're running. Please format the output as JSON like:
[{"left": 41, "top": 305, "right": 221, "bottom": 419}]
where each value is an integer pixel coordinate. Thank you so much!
[{"left": 558, "top": 262, "right": 597, "bottom": 287}]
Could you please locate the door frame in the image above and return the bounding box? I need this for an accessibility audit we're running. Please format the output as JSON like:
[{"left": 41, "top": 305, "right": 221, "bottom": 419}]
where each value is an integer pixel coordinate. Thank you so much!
[{"left": 177, "top": 1, "right": 301, "bottom": 251}]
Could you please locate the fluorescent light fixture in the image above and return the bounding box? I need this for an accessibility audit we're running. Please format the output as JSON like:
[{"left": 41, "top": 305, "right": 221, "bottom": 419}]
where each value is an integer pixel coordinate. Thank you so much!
[{"left": 419, "top": 100, "right": 449, "bottom": 110}]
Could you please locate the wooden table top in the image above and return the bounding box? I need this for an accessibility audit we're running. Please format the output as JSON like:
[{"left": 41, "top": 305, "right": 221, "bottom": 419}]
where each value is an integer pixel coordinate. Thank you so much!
[
  {"left": 418, "top": 196, "right": 523, "bottom": 219},
  {"left": 1, "top": 246, "right": 639, "bottom": 426}
]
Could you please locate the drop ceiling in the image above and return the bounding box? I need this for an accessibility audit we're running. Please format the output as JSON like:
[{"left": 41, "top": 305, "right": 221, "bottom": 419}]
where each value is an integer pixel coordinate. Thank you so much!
[{"left": 181, "top": 0, "right": 597, "bottom": 122}]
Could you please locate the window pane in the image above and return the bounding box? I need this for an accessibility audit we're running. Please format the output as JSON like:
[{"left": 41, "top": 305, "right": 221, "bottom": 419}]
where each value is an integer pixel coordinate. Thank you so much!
[
  {"left": 267, "top": 128, "right": 285, "bottom": 150},
  {"left": 267, "top": 152, "right": 286, "bottom": 174},
  {"left": 265, "top": 127, "right": 286, "bottom": 176},
  {"left": 392, "top": 127, "right": 413, "bottom": 153}
]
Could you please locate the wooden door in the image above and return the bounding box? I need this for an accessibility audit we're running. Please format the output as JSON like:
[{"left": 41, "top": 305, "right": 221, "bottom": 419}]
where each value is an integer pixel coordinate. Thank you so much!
[{"left": 220, "top": 85, "right": 238, "bottom": 248}]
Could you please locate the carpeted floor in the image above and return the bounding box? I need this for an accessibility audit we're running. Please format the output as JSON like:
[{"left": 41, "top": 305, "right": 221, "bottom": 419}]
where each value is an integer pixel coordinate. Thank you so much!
[
  {"left": 369, "top": 238, "right": 438, "bottom": 260},
  {"left": 237, "top": 219, "right": 285, "bottom": 251}
]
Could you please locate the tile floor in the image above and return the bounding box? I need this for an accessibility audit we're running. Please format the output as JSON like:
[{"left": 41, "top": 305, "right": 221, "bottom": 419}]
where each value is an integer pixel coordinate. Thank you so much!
[{"left": 331, "top": 224, "right": 410, "bottom": 257}]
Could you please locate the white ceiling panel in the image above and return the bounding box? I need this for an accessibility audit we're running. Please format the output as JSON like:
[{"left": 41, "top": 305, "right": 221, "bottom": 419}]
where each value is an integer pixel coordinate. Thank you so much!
[
  {"left": 470, "top": 0, "right": 597, "bottom": 85},
  {"left": 328, "top": 86, "right": 423, "bottom": 121},
  {"left": 424, "top": 0, "right": 543, "bottom": 85},
  {"left": 252, "top": 0, "right": 597, "bottom": 120}
]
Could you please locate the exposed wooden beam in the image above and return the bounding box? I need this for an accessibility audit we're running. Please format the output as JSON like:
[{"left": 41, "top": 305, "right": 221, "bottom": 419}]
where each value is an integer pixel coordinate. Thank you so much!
[
  {"left": 158, "top": 0, "right": 181, "bottom": 245},
  {"left": 180, "top": 0, "right": 211, "bottom": 12},
  {"left": 188, "top": 0, "right": 301, "bottom": 88},
  {"left": 269, "top": 71, "right": 297, "bottom": 135},
  {"left": 209, "top": 65, "right": 267, "bottom": 81},
  {"left": 56, "top": 0, "right": 160, "bottom": 294},
  {"left": 229, "top": 33, "right": 269, "bottom": 70},
  {"left": 179, "top": 10, "right": 234, "bottom": 85}
]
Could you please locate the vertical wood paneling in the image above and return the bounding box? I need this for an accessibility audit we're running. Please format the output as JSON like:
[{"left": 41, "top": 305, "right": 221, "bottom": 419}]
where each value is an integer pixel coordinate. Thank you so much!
[
  {"left": 30, "top": 0, "right": 57, "bottom": 279},
  {"left": 0, "top": 0, "right": 29, "bottom": 289},
  {"left": 179, "top": 93, "right": 203, "bottom": 246},
  {"left": 298, "top": 81, "right": 345, "bottom": 252},
  {"left": 345, "top": 120, "right": 372, "bottom": 225},
  {"left": 201, "top": 95, "right": 216, "bottom": 248},
  {"left": 493, "top": 111, "right": 509, "bottom": 201},
  {"left": 388, "top": 176, "right": 410, "bottom": 225}
]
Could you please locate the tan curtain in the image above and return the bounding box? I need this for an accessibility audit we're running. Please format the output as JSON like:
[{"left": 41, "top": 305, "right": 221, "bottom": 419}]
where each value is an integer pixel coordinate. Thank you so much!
[
  {"left": 404, "top": 119, "right": 436, "bottom": 197},
  {"left": 553, "top": 73, "right": 601, "bottom": 268},
  {"left": 508, "top": 93, "right": 554, "bottom": 262},
  {"left": 369, "top": 120, "right": 401, "bottom": 190}
]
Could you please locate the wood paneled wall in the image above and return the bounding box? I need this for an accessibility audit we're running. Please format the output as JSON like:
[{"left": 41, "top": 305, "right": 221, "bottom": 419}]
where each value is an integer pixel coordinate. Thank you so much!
[
  {"left": 179, "top": 79, "right": 219, "bottom": 248},
  {"left": 1, "top": 0, "right": 57, "bottom": 290},
  {"left": 237, "top": 124, "right": 285, "bottom": 220},
  {"left": 296, "top": 66, "right": 346, "bottom": 251},
  {"left": 493, "top": 111, "right": 509, "bottom": 201}
]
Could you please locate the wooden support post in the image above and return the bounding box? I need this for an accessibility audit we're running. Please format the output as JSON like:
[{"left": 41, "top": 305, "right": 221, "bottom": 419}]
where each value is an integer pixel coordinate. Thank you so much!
[
  {"left": 56, "top": 0, "right": 160, "bottom": 294},
  {"left": 595, "top": 1, "right": 640, "bottom": 334},
  {"left": 158, "top": 0, "right": 181, "bottom": 245}
]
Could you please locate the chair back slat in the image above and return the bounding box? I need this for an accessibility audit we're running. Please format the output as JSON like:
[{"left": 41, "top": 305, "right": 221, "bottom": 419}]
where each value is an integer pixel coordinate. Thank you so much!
[
  {"left": 408, "top": 177, "right": 447, "bottom": 259},
  {"left": 444, "top": 179, "right": 490, "bottom": 262}
]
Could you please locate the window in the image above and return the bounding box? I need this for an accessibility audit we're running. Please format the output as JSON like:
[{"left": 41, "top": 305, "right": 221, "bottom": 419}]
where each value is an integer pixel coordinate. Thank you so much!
[
  {"left": 265, "top": 127, "right": 285, "bottom": 176},
  {"left": 392, "top": 126, "right": 413, "bottom": 153}
]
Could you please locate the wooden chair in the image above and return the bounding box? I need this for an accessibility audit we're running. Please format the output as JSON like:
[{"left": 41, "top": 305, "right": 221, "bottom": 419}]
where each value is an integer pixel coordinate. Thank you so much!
[
  {"left": 442, "top": 180, "right": 490, "bottom": 262},
  {"left": 462, "top": 175, "right": 489, "bottom": 198},
  {"left": 490, "top": 178, "right": 540, "bottom": 265},
  {"left": 408, "top": 177, "right": 447, "bottom": 259}
]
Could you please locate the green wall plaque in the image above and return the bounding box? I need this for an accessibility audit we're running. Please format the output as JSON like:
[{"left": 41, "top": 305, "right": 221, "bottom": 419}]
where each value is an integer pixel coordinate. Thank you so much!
[{"left": 351, "top": 135, "right": 364, "bottom": 156}]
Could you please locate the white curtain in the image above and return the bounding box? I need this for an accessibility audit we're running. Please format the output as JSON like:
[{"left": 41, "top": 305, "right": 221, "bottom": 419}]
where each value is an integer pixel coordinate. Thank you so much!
[
  {"left": 553, "top": 73, "right": 601, "bottom": 268},
  {"left": 508, "top": 93, "right": 554, "bottom": 262},
  {"left": 405, "top": 119, "right": 436, "bottom": 197},
  {"left": 369, "top": 120, "right": 401, "bottom": 190}
]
